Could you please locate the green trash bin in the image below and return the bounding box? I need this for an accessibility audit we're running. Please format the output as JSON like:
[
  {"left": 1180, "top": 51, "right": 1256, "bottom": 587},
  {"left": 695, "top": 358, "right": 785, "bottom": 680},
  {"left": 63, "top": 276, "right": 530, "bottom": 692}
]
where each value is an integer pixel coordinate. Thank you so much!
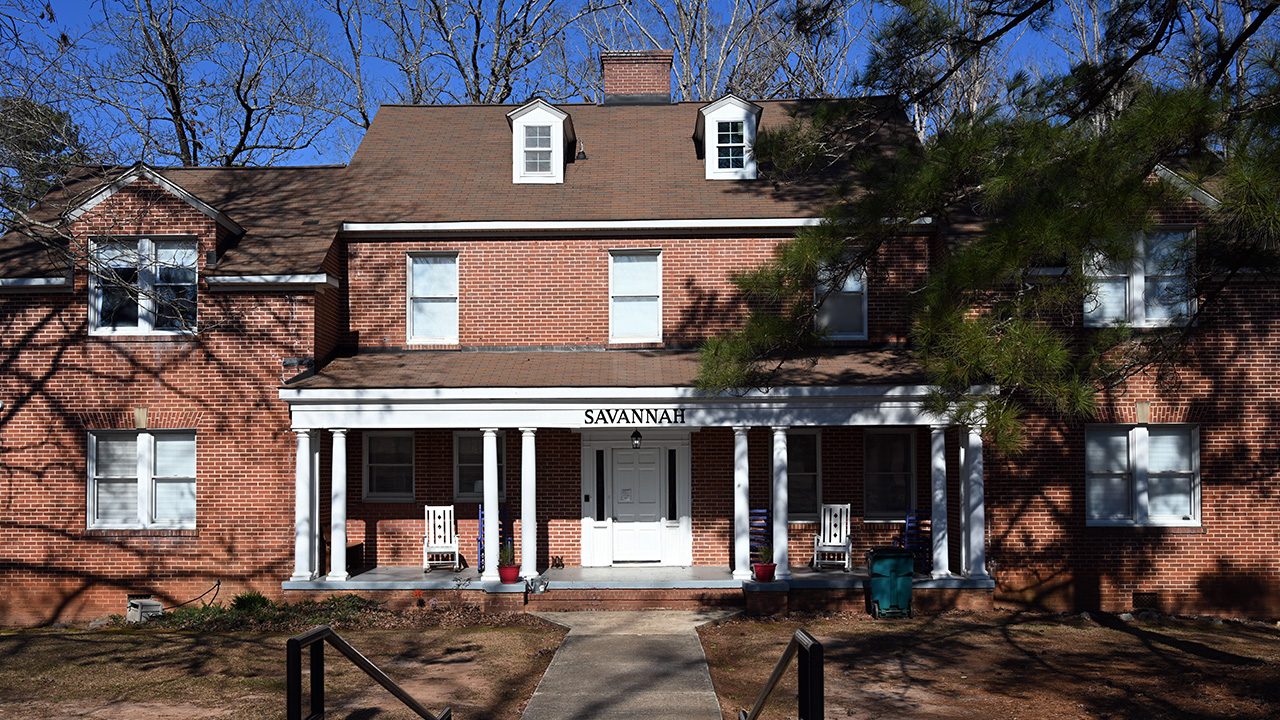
[{"left": 866, "top": 547, "right": 914, "bottom": 619}]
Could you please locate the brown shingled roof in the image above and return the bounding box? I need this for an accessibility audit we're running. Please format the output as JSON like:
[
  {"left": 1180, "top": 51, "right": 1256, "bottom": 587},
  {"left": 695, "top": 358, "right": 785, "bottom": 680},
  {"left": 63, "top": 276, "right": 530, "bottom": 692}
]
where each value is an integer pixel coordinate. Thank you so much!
[
  {"left": 3, "top": 97, "right": 916, "bottom": 279},
  {"left": 288, "top": 348, "right": 926, "bottom": 390},
  {"left": 343, "top": 98, "right": 915, "bottom": 224}
]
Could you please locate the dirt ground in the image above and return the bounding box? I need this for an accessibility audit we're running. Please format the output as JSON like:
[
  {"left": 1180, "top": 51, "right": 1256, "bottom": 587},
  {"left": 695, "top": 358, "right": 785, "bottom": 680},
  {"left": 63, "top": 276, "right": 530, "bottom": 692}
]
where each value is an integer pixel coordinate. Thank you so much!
[
  {"left": 0, "top": 622, "right": 565, "bottom": 720},
  {"left": 699, "top": 610, "right": 1280, "bottom": 720}
]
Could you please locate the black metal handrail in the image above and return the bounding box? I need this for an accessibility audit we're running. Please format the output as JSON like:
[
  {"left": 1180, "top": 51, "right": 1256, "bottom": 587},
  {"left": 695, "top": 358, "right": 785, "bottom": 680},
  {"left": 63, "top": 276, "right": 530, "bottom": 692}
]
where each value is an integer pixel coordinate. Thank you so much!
[
  {"left": 286, "top": 624, "right": 452, "bottom": 720},
  {"left": 739, "top": 628, "right": 823, "bottom": 720}
]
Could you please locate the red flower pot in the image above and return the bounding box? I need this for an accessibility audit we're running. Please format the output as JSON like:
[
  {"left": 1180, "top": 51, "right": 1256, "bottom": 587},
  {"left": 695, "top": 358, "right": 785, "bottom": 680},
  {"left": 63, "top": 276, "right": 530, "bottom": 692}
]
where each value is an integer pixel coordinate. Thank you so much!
[
  {"left": 498, "top": 565, "right": 521, "bottom": 584},
  {"left": 753, "top": 563, "right": 777, "bottom": 582}
]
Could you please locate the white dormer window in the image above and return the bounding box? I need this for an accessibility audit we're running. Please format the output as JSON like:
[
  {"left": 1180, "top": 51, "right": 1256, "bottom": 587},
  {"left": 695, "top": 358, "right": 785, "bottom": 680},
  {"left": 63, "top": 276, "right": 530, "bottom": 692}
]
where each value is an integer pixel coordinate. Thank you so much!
[
  {"left": 507, "top": 99, "right": 574, "bottom": 185},
  {"left": 696, "top": 95, "right": 762, "bottom": 180},
  {"left": 717, "top": 121, "right": 746, "bottom": 170},
  {"left": 525, "top": 126, "right": 552, "bottom": 174}
]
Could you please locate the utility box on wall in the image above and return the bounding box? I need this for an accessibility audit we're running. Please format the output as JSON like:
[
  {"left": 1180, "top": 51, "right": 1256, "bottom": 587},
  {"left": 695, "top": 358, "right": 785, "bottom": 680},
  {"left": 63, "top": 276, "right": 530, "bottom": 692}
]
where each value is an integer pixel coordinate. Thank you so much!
[{"left": 126, "top": 598, "right": 163, "bottom": 623}]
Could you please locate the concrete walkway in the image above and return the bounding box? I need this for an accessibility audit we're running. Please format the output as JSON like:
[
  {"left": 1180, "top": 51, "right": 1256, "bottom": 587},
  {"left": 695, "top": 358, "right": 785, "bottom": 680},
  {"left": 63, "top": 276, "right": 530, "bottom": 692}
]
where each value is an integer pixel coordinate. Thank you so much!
[{"left": 522, "top": 610, "right": 736, "bottom": 720}]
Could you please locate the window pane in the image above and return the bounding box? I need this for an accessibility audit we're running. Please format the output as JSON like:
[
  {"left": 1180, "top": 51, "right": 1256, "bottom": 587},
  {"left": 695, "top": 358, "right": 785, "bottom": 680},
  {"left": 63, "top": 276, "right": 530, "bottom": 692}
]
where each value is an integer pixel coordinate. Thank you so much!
[
  {"left": 525, "top": 125, "right": 551, "bottom": 148},
  {"left": 717, "top": 121, "right": 743, "bottom": 144},
  {"left": 154, "top": 241, "right": 197, "bottom": 277},
  {"left": 369, "top": 435, "right": 413, "bottom": 465},
  {"left": 865, "top": 432, "right": 911, "bottom": 518},
  {"left": 525, "top": 150, "right": 551, "bottom": 173},
  {"left": 613, "top": 296, "right": 659, "bottom": 337},
  {"left": 789, "top": 473, "right": 818, "bottom": 517},
  {"left": 1085, "top": 429, "right": 1129, "bottom": 473},
  {"left": 1087, "top": 474, "right": 1131, "bottom": 520},
  {"left": 1085, "top": 277, "right": 1127, "bottom": 324},
  {"left": 458, "top": 465, "right": 483, "bottom": 496},
  {"left": 1149, "top": 476, "right": 1193, "bottom": 516},
  {"left": 96, "top": 478, "right": 137, "bottom": 524},
  {"left": 866, "top": 433, "right": 911, "bottom": 474},
  {"left": 370, "top": 465, "right": 414, "bottom": 496},
  {"left": 612, "top": 253, "right": 659, "bottom": 295},
  {"left": 155, "top": 478, "right": 196, "bottom": 522},
  {"left": 412, "top": 298, "right": 458, "bottom": 339},
  {"left": 717, "top": 146, "right": 744, "bottom": 169},
  {"left": 411, "top": 255, "right": 457, "bottom": 297},
  {"left": 787, "top": 434, "right": 818, "bottom": 475},
  {"left": 154, "top": 434, "right": 195, "bottom": 477},
  {"left": 100, "top": 268, "right": 140, "bottom": 328},
  {"left": 1148, "top": 428, "right": 1192, "bottom": 473},
  {"left": 1144, "top": 231, "right": 1188, "bottom": 271},
  {"left": 97, "top": 437, "right": 138, "bottom": 476},
  {"left": 457, "top": 435, "right": 483, "bottom": 465},
  {"left": 816, "top": 292, "right": 865, "bottom": 336},
  {"left": 1144, "top": 276, "right": 1189, "bottom": 321}
]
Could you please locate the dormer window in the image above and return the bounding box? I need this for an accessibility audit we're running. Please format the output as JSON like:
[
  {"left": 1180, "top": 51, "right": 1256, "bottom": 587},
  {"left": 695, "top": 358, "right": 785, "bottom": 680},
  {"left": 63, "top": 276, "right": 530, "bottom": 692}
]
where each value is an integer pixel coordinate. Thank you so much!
[
  {"left": 507, "top": 99, "right": 575, "bottom": 185},
  {"left": 524, "top": 126, "right": 552, "bottom": 174},
  {"left": 695, "top": 95, "right": 762, "bottom": 180},
  {"left": 717, "top": 121, "right": 745, "bottom": 170}
]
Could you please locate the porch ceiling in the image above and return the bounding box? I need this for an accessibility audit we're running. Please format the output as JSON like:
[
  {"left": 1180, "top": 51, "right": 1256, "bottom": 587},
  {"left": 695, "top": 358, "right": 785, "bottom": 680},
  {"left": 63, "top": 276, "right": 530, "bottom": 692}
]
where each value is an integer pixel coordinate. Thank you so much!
[{"left": 288, "top": 348, "right": 926, "bottom": 390}]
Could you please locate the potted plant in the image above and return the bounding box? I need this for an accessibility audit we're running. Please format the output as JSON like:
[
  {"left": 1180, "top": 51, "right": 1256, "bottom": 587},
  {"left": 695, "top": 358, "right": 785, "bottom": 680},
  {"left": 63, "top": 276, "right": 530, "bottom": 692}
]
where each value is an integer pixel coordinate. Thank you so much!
[
  {"left": 497, "top": 540, "right": 520, "bottom": 583},
  {"left": 753, "top": 543, "right": 777, "bottom": 582}
]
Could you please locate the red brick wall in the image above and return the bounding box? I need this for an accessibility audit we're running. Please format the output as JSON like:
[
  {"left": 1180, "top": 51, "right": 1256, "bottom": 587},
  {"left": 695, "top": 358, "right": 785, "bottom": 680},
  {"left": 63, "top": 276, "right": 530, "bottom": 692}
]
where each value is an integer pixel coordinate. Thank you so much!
[
  {"left": 601, "top": 51, "right": 673, "bottom": 97},
  {"left": 0, "top": 181, "right": 320, "bottom": 624},
  {"left": 346, "top": 234, "right": 926, "bottom": 348}
]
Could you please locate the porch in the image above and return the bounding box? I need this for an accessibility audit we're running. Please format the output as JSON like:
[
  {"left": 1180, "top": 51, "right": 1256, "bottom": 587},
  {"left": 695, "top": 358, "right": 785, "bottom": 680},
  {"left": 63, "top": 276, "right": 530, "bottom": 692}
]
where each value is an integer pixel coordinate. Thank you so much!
[{"left": 281, "top": 563, "right": 996, "bottom": 614}]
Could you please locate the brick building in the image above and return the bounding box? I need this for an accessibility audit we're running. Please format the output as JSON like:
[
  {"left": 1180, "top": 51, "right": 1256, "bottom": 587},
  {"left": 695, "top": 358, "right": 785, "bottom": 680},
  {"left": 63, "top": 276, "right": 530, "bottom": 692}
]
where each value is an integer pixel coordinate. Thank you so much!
[{"left": 1, "top": 51, "right": 1275, "bottom": 625}]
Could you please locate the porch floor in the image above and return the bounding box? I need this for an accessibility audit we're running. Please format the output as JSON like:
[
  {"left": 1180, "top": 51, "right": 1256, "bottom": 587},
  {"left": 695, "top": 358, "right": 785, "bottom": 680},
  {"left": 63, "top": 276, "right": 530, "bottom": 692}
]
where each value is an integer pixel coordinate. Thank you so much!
[{"left": 282, "top": 564, "right": 994, "bottom": 592}]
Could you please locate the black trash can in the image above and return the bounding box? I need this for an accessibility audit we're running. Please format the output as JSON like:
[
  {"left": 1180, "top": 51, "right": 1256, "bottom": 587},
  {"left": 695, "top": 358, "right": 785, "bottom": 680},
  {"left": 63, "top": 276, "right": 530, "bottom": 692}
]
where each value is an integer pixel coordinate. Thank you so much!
[{"left": 865, "top": 547, "right": 914, "bottom": 619}]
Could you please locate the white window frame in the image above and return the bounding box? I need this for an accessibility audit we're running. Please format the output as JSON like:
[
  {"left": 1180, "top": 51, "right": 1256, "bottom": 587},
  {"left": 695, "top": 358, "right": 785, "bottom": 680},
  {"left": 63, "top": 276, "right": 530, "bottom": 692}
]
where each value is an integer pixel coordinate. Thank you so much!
[
  {"left": 1086, "top": 424, "right": 1200, "bottom": 527},
  {"left": 699, "top": 96, "right": 760, "bottom": 180},
  {"left": 815, "top": 265, "right": 868, "bottom": 340},
  {"left": 523, "top": 125, "right": 553, "bottom": 176},
  {"left": 363, "top": 431, "right": 416, "bottom": 502},
  {"left": 453, "top": 431, "right": 506, "bottom": 502},
  {"left": 863, "top": 428, "right": 916, "bottom": 522},
  {"left": 406, "top": 252, "right": 459, "bottom": 345},
  {"left": 1085, "top": 228, "right": 1195, "bottom": 328},
  {"left": 508, "top": 99, "right": 568, "bottom": 185},
  {"left": 609, "top": 249, "right": 662, "bottom": 343},
  {"left": 786, "top": 429, "right": 821, "bottom": 522},
  {"left": 89, "top": 236, "right": 198, "bottom": 335},
  {"left": 87, "top": 430, "right": 196, "bottom": 530}
]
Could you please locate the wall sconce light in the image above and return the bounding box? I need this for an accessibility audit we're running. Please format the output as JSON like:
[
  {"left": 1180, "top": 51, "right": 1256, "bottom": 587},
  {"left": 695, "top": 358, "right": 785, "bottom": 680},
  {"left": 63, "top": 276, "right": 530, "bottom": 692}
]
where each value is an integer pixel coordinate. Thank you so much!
[{"left": 631, "top": 430, "right": 643, "bottom": 449}]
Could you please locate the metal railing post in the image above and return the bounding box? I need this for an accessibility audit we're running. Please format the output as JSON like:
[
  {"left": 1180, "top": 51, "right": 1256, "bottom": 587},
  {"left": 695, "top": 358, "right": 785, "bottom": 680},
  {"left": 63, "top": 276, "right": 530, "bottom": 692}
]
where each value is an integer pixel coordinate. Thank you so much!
[
  {"left": 310, "top": 639, "right": 324, "bottom": 719},
  {"left": 796, "top": 630, "right": 823, "bottom": 720}
]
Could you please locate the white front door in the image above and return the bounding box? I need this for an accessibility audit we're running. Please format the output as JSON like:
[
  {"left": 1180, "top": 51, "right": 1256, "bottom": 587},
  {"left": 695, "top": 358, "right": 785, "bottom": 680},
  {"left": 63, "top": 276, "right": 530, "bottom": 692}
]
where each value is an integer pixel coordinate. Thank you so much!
[{"left": 611, "top": 447, "right": 663, "bottom": 562}]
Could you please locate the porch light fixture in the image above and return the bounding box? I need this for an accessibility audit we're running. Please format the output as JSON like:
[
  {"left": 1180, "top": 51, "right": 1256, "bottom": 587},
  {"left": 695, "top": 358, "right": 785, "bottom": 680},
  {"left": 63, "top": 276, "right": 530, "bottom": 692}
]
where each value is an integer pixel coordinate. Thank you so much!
[{"left": 631, "top": 430, "right": 643, "bottom": 449}]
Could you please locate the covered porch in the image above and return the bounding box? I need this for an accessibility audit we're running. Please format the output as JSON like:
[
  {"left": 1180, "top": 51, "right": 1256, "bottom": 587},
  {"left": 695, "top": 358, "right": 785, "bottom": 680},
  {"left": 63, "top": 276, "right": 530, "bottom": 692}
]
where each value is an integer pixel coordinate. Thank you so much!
[{"left": 278, "top": 349, "right": 994, "bottom": 611}]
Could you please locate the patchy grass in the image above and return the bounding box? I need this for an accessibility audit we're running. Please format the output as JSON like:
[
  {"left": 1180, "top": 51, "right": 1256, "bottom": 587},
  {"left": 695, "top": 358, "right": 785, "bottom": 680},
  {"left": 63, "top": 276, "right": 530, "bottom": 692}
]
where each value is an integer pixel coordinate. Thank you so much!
[
  {"left": 700, "top": 610, "right": 1280, "bottom": 720},
  {"left": 0, "top": 599, "right": 565, "bottom": 720}
]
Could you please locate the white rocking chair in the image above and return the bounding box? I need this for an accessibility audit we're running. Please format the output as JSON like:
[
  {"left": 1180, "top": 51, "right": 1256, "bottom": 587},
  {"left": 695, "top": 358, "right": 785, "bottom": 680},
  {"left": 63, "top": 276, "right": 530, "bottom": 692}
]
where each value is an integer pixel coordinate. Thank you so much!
[
  {"left": 812, "top": 503, "right": 853, "bottom": 571},
  {"left": 423, "top": 505, "right": 461, "bottom": 572}
]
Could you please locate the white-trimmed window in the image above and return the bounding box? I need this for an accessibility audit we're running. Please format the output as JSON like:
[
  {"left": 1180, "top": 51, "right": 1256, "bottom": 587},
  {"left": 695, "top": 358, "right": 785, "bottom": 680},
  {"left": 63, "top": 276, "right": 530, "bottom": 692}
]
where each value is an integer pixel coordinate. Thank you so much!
[
  {"left": 91, "top": 237, "right": 197, "bottom": 333},
  {"left": 364, "top": 431, "right": 415, "bottom": 502},
  {"left": 1086, "top": 425, "right": 1199, "bottom": 526},
  {"left": 609, "top": 250, "right": 661, "bottom": 343},
  {"left": 408, "top": 253, "right": 459, "bottom": 344},
  {"left": 524, "top": 125, "right": 552, "bottom": 174},
  {"left": 786, "top": 431, "right": 820, "bottom": 521},
  {"left": 816, "top": 266, "right": 867, "bottom": 339},
  {"left": 1086, "top": 230, "right": 1193, "bottom": 327},
  {"left": 454, "top": 432, "right": 506, "bottom": 501},
  {"left": 698, "top": 95, "right": 761, "bottom": 180},
  {"left": 88, "top": 431, "right": 196, "bottom": 529},
  {"left": 864, "top": 429, "right": 915, "bottom": 521}
]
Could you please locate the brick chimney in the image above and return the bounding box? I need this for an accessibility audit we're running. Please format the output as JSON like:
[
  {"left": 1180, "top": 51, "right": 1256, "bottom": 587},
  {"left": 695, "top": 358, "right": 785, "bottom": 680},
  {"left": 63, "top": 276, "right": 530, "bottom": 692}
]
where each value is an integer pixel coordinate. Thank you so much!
[{"left": 601, "top": 50, "right": 673, "bottom": 105}]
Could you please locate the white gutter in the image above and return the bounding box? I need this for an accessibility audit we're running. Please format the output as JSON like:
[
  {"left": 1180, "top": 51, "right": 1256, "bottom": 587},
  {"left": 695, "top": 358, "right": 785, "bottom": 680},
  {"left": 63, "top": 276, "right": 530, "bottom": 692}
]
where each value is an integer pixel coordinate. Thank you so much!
[
  {"left": 342, "top": 218, "right": 825, "bottom": 234},
  {"left": 279, "top": 384, "right": 995, "bottom": 403},
  {"left": 206, "top": 274, "right": 339, "bottom": 288},
  {"left": 0, "top": 277, "right": 71, "bottom": 289}
]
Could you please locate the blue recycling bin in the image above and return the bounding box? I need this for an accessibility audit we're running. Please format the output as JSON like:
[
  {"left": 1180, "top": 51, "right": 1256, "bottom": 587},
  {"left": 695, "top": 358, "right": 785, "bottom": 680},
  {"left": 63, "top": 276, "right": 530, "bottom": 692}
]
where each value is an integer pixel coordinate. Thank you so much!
[{"left": 866, "top": 547, "right": 914, "bottom": 618}]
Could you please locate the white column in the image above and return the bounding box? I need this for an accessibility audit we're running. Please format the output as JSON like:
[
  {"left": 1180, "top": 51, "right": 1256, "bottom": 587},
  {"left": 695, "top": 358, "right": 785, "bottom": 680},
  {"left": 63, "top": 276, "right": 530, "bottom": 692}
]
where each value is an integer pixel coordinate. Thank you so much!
[
  {"left": 929, "top": 424, "right": 951, "bottom": 579},
  {"left": 481, "top": 428, "right": 501, "bottom": 582},
  {"left": 328, "top": 429, "right": 349, "bottom": 581},
  {"left": 965, "top": 427, "right": 989, "bottom": 579},
  {"left": 732, "top": 427, "right": 751, "bottom": 580},
  {"left": 771, "top": 426, "right": 790, "bottom": 580},
  {"left": 291, "top": 428, "right": 315, "bottom": 581},
  {"left": 519, "top": 428, "right": 537, "bottom": 578}
]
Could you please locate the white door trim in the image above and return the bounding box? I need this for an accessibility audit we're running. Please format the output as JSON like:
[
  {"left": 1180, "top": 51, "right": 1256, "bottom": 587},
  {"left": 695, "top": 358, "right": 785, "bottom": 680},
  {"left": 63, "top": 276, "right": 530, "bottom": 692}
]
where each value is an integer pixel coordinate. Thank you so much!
[{"left": 580, "top": 430, "right": 691, "bottom": 566}]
